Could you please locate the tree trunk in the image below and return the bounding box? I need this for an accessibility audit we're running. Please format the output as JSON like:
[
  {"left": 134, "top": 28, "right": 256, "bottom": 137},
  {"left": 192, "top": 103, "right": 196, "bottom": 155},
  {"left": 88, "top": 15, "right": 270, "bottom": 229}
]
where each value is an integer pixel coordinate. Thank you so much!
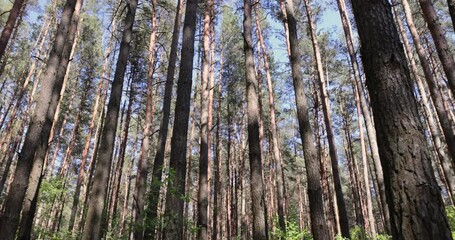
[
  {"left": 142, "top": 0, "right": 184, "bottom": 237},
  {"left": 0, "top": 0, "right": 81, "bottom": 237},
  {"left": 340, "top": 103, "right": 365, "bottom": 229},
  {"left": 302, "top": 0, "right": 350, "bottom": 237},
  {"left": 448, "top": 0, "right": 455, "bottom": 32},
  {"left": 132, "top": 0, "right": 158, "bottom": 238},
  {"left": 393, "top": 2, "right": 455, "bottom": 202},
  {"left": 212, "top": 48, "right": 223, "bottom": 240},
  {"left": 79, "top": 103, "right": 106, "bottom": 233},
  {"left": 254, "top": 4, "right": 287, "bottom": 233},
  {"left": 243, "top": 0, "right": 268, "bottom": 239},
  {"left": 418, "top": 0, "right": 455, "bottom": 99},
  {"left": 0, "top": 0, "right": 26, "bottom": 63},
  {"left": 197, "top": 0, "right": 212, "bottom": 238},
  {"left": 350, "top": 0, "right": 452, "bottom": 239},
  {"left": 281, "top": 0, "right": 330, "bottom": 239},
  {"left": 108, "top": 76, "right": 135, "bottom": 231},
  {"left": 68, "top": 14, "right": 117, "bottom": 233},
  {"left": 161, "top": 0, "right": 198, "bottom": 237},
  {"left": 81, "top": 0, "right": 137, "bottom": 237},
  {"left": 335, "top": 0, "right": 390, "bottom": 232},
  {"left": 399, "top": 0, "right": 455, "bottom": 173}
]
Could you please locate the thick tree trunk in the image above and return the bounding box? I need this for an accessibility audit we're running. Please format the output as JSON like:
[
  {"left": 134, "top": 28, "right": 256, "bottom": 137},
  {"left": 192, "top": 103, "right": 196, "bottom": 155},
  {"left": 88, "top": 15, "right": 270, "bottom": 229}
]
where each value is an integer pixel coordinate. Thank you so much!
[
  {"left": 243, "top": 0, "right": 268, "bottom": 239},
  {"left": 0, "top": 13, "right": 51, "bottom": 152},
  {"left": 302, "top": 0, "right": 350, "bottom": 237},
  {"left": 281, "top": 0, "right": 330, "bottom": 239},
  {"left": 161, "top": 0, "right": 198, "bottom": 237},
  {"left": 81, "top": 0, "right": 137, "bottom": 238},
  {"left": 0, "top": 0, "right": 80, "bottom": 237},
  {"left": 335, "top": 0, "right": 390, "bottom": 232},
  {"left": 0, "top": 0, "right": 26, "bottom": 63},
  {"left": 350, "top": 0, "right": 452, "bottom": 239},
  {"left": 142, "top": 0, "right": 184, "bottom": 238}
]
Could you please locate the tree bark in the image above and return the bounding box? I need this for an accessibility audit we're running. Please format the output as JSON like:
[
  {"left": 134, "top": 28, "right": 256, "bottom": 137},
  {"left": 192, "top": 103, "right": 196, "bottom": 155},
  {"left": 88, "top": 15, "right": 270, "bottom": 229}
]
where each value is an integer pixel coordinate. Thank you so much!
[
  {"left": 81, "top": 0, "right": 137, "bottom": 237},
  {"left": 302, "top": 0, "right": 350, "bottom": 237},
  {"left": 281, "top": 0, "right": 330, "bottom": 239},
  {"left": 335, "top": 0, "right": 390, "bottom": 232},
  {"left": 243, "top": 1, "right": 268, "bottom": 239},
  {"left": 197, "top": 0, "right": 213, "bottom": 238},
  {"left": 161, "top": 0, "right": 198, "bottom": 237},
  {"left": 108, "top": 76, "right": 135, "bottom": 232},
  {"left": 0, "top": 0, "right": 26, "bottom": 63},
  {"left": 142, "top": 0, "right": 184, "bottom": 237},
  {"left": 0, "top": 0, "right": 80, "bottom": 237},
  {"left": 350, "top": 0, "right": 452, "bottom": 239}
]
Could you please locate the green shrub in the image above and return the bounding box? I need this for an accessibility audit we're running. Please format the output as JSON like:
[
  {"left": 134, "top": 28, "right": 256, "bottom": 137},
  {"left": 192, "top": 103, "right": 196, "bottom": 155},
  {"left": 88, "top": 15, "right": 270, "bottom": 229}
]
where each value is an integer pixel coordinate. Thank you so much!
[
  {"left": 446, "top": 206, "right": 455, "bottom": 238},
  {"left": 270, "top": 220, "right": 313, "bottom": 240}
]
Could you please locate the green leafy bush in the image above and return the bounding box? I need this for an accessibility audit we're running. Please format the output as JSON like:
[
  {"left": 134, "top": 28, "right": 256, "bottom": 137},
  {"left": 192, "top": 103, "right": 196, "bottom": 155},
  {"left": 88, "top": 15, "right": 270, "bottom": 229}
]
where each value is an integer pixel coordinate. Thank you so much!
[
  {"left": 270, "top": 220, "right": 313, "bottom": 240},
  {"left": 446, "top": 206, "right": 455, "bottom": 238}
]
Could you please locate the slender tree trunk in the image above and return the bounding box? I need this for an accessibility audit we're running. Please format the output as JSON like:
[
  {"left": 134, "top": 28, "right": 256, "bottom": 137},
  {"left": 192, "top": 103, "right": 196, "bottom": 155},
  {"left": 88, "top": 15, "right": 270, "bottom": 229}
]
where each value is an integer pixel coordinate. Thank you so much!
[
  {"left": 81, "top": 0, "right": 137, "bottom": 237},
  {"left": 398, "top": 0, "right": 455, "bottom": 170},
  {"left": 161, "top": 0, "right": 198, "bottom": 237},
  {"left": 350, "top": 0, "right": 452, "bottom": 238},
  {"left": 68, "top": 12, "right": 117, "bottom": 233},
  {"left": 212, "top": 49, "right": 223, "bottom": 240},
  {"left": 281, "top": 0, "right": 330, "bottom": 238},
  {"left": 303, "top": 0, "right": 350, "bottom": 237},
  {"left": 197, "top": 0, "right": 212, "bottom": 238},
  {"left": 0, "top": 0, "right": 26, "bottom": 63},
  {"left": 316, "top": 102, "right": 336, "bottom": 239},
  {"left": 0, "top": 123, "right": 22, "bottom": 195},
  {"left": 122, "top": 123, "right": 141, "bottom": 235},
  {"left": 143, "top": 0, "right": 184, "bottom": 238},
  {"left": 448, "top": 0, "right": 455, "bottom": 31},
  {"left": 243, "top": 0, "right": 268, "bottom": 238},
  {"left": 254, "top": 4, "right": 287, "bottom": 233},
  {"left": 340, "top": 102, "right": 365, "bottom": 229},
  {"left": 79, "top": 103, "right": 106, "bottom": 233},
  {"left": 108, "top": 76, "right": 135, "bottom": 232},
  {"left": 351, "top": 81, "right": 376, "bottom": 235},
  {"left": 418, "top": 0, "right": 455, "bottom": 99},
  {"left": 394, "top": 3, "right": 455, "bottom": 201},
  {"left": 226, "top": 101, "right": 232, "bottom": 239},
  {"left": 132, "top": 0, "right": 158, "bottom": 238},
  {"left": 0, "top": 0, "right": 81, "bottom": 237}
]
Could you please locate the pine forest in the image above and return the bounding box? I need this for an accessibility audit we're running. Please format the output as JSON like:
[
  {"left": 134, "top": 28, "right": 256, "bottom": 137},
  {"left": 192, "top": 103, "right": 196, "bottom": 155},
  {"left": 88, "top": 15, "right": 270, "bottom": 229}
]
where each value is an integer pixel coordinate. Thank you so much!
[{"left": 1, "top": 0, "right": 455, "bottom": 239}]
